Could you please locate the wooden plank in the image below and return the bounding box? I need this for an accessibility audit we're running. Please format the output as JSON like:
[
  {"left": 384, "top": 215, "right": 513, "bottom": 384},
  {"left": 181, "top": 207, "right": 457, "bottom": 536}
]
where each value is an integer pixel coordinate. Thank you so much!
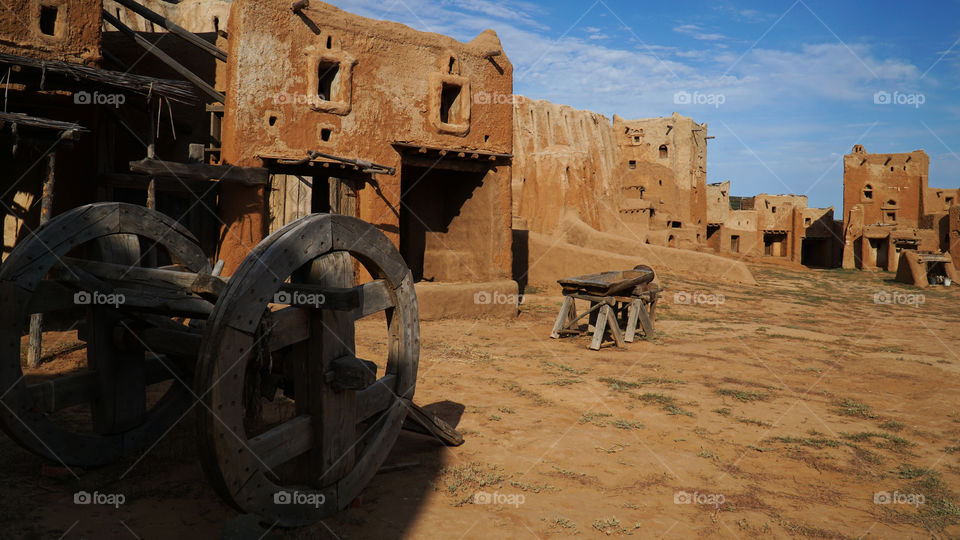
[
  {"left": 295, "top": 176, "right": 312, "bottom": 222},
  {"left": 247, "top": 415, "right": 314, "bottom": 470},
  {"left": 63, "top": 257, "right": 224, "bottom": 292},
  {"left": 88, "top": 307, "right": 146, "bottom": 434},
  {"left": 268, "top": 175, "right": 287, "bottom": 234},
  {"left": 284, "top": 175, "right": 301, "bottom": 226},
  {"left": 138, "top": 327, "right": 202, "bottom": 359},
  {"left": 402, "top": 402, "right": 464, "bottom": 447},
  {"left": 292, "top": 252, "right": 357, "bottom": 485},
  {"left": 86, "top": 234, "right": 147, "bottom": 434},
  {"left": 606, "top": 304, "right": 626, "bottom": 348},
  {"left": 129, "top": 158, "right": 268, "bottom": 186},
  {"left": 624, "top": 298, "right": 641, "bottom": 343},
  {"left": 355, "top": 374, "right": 396, "bottom": 422},
  {"left": 550, "top": 296, "right": 573, "bottom": 338},
  {"left": 589, "top": 304, "right": 610, "bottom": 351},
  {"left": 636, "top": 299, "right": 655, "bottom": 337}
]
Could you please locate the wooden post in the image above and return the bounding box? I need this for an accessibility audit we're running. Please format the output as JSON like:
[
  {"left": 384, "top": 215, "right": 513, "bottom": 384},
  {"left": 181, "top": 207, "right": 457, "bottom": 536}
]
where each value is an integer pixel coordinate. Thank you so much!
[
  {"left": 550, "top": 296, "right": 573, "bottom": 339},
  {"left": 26, "top": 150, "right": 56, "bottom": 369},
  {"left": 145, "top": 100, "right": 158, "bottom": 267}
]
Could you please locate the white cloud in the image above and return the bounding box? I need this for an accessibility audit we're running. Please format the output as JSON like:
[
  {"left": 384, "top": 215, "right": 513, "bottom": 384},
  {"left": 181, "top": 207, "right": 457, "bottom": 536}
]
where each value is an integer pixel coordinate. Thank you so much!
[{"left": 673, "top": 24, "right": 727, "bottom": 42}]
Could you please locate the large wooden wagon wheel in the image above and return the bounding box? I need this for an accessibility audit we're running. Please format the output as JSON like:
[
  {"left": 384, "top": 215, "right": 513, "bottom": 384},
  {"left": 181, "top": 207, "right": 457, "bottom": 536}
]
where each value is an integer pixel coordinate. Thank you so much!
[
  {"left": 0, "top": 202, "right": 211, "bottom": 466},
  {"left": 195, "top": 213, "right": 419, "bottom": 526}
]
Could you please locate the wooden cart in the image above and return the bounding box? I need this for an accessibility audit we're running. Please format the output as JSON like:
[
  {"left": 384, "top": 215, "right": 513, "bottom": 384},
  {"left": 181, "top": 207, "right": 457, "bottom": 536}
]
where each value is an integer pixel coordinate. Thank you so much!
[{"left": 0, "top": 202, "right": 458, "bottom": 527}]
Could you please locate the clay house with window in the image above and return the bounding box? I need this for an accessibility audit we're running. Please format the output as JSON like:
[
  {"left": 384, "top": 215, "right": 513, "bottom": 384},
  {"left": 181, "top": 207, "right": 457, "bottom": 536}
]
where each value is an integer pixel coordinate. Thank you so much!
[
  {"left": 841, "top": 145, "right": 939, "bottom": 271},
  {"left": 217, "top": 1, "right": 514, "bottom": 294},
  {"left": 613, "top": 113, "right": 708, "bottom": 248}
]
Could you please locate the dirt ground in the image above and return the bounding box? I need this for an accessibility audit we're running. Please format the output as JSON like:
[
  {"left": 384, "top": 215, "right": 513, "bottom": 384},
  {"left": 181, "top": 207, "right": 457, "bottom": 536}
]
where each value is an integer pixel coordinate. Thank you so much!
[{"left": 2, "top": 262, "right": 960, "bottom": 539}]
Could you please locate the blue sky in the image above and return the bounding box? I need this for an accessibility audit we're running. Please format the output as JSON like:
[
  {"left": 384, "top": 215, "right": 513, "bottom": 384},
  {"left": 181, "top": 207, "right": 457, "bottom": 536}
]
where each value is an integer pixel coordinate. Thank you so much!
[{"left": 334, "top": 0, "right": 960, "bottom": 210}]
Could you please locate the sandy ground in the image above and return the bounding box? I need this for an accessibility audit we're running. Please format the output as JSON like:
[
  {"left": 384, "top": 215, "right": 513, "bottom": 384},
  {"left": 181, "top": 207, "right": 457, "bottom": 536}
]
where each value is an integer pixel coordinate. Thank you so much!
[{"left": 2, "top": 262, "right": 960, "bottom": 539}]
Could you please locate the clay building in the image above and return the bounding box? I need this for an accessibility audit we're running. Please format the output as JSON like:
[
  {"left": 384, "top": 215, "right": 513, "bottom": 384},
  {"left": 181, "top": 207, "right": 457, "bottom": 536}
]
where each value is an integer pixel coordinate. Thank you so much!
[
  {"left": 613, "top": 113, "right": 708, "bottom": 248},
  {"left": 842, "top": 145, "right": 941, "bottom": 271},
  {"left": 704, "top": 183, "right": 840, "bottom": 267},
  {"left": 217, "top": 1, "right": 514, "bottom": 286},
  {"left": 706, "top": 181, "right": 761, "bottom": 258},
  {"left": 0, "top": 0, "right": 103, "bottom": 65}
]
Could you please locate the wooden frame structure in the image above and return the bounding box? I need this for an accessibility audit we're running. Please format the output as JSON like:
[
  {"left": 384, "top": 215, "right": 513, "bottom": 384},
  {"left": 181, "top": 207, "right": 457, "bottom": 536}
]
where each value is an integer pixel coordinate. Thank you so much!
[{"left": 550, "top": 287, "right": 661, "bottom": 350}]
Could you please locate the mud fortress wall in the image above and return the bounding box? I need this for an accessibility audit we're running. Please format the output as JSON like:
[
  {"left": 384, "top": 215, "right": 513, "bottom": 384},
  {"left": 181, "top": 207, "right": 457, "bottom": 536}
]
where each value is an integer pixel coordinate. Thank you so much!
[{"left": 512, "top": 101, "right": 708, "bottom": 249}]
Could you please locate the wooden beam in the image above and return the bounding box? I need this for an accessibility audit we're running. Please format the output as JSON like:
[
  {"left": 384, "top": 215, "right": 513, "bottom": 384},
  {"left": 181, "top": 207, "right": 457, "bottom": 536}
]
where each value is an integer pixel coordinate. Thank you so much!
[
  {"left": 102, "top": 10, "right": 225, "bottom": 103},
  {"left": 27, "top": 150, "right": 56, "bottom": 368},
  {"left": 403, "top": 402, "right": 464, "bottom": 446},
  {"left": 112, "top": 0, "right": 228, "bottom": 62},
  {"left": 130, "top": 158, "right": 268, "bottom": 186},
  {"left": 277, "top": 279, "right": 394, "bottom": 318}
]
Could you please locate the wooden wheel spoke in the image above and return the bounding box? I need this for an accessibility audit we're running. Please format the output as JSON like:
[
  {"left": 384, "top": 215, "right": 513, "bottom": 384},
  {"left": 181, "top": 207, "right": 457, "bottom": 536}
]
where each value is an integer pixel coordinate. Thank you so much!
[
  {"left": 247, "top": 415, "right": 315, "bottom": 470},
  {"left": 355, "top": 374, "right": 397, "bottom": 423},
  {"left": 276, "top": 279, "right": 395, "bottom": 319},
  {"left": 266, "top": 306, "right": 310, "bottom": 351}
]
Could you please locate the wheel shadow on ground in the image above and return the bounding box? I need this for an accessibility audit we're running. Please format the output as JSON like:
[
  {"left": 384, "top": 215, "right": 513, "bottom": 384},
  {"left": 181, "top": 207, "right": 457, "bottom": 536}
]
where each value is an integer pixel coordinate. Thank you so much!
[{"left": 244, "top": 400, "right": 466, "bottom": 539}]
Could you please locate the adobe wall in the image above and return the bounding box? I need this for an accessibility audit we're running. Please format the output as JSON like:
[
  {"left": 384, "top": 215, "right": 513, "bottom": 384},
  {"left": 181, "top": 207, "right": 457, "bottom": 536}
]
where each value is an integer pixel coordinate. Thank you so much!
[
  {"left": 217, "top": 1, "right": 513, "bottom": 279},
  {"left": 0, "top": 0, "right": 102, "bottom": 65},
  {"left": 925, "top": 187, "right": 960, "bottom": 215},
  {"left": 104, "top": 0, "right": 232, "bottom": 34},
  {"left": 529, "top": 218, "right": 756, "bottom": 288},
  {"left": 707, "top": 181, "right": 730, "bottom": 224},
  {"left": 511, "top": 99, "right": 621, "bottom": 235},
  {"left": 722, "top": 210, "right": 761, "bottom": 257},
  {"left": 843, "top": 145, "right": 928, "bottom": 229},
  {"left": 511, "top": 104, "right": 709, "bottom": 250},
  {"left": 753, "top": 194, "right": 807, "bottom": 231}
]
